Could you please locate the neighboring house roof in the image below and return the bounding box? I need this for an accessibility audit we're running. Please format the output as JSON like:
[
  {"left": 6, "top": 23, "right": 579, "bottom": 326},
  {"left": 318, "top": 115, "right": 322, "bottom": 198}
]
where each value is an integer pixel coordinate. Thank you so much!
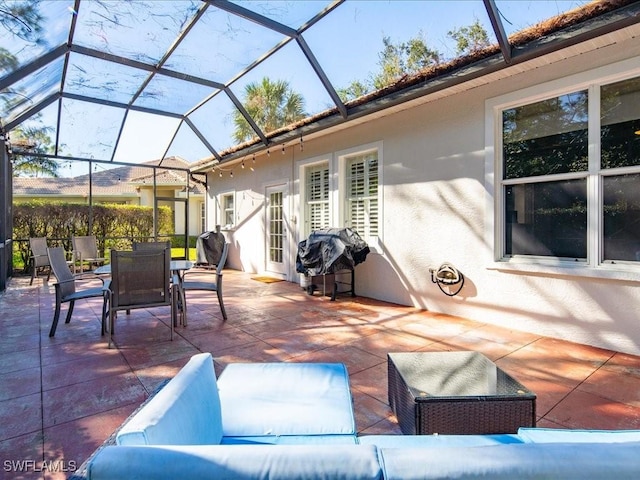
[{"left": 13, "top": 157, "right": 205, "bottom": 197}]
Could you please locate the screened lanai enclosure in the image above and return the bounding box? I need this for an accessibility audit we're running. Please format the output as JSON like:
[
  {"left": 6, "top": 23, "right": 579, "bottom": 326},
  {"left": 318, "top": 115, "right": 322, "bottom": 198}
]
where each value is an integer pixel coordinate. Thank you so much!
[{"left": 1, "top": 0, "right": 638, "bottom": 291}]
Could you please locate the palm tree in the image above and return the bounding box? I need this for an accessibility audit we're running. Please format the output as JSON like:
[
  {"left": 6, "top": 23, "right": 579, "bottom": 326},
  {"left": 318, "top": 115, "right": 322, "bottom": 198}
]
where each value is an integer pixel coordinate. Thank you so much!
[{"left": 232, "top": 77, "right": 306, "bottom": 144}]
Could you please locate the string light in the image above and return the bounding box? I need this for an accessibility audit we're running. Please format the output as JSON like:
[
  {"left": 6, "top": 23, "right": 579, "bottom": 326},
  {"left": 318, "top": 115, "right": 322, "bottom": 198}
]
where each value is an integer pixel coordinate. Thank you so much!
[
  {"left": 230, "top": 171, "right": 233, "bottom": 178},
  {"left": 282, "top": 144, "right": 285, "bottom": 155},
  {"left": 300, "top": 136, "right": 304, "bottom": 152}
]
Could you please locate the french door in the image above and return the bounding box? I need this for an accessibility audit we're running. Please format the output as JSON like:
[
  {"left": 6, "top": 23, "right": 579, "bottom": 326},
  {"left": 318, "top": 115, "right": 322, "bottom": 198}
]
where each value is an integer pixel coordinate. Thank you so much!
[{"left": 265, "top": 184, "right": 288, "bottom": 276}]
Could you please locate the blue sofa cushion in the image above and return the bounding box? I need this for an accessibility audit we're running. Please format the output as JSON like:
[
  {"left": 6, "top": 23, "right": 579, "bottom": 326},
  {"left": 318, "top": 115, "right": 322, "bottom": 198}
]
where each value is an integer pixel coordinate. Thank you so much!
[
  {"left": 358, "top": 434, "right": 522, "bottom": 448},
  {"left": 518, "top": 427, "right": 640, "bottom": 443},
  {"left": 116, "top": 353, "right": 223, "bottom": 446},
  {"left": 221, "top": 435, "right": 358, "bottom": 445},
  {"left": 87, "top": 445, "right": 383, "bottom": 480},
  {"left": 379, "top": 442, "right": 640, "bottom": 479},
  {"left": 217, "top": 362, "right": 356, "bottom": 436}
]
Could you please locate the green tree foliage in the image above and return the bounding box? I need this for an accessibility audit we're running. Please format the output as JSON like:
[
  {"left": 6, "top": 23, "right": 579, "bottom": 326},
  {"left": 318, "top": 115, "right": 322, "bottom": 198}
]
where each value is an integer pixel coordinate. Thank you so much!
[
  {"left": 0, "top": 1, "right": 43, "bottom": 76},
  {"left": 339, "top": 21, "right": 490, "bottom": 103},
  {"left": 233, "top": 77, "right": 306, "bottom": 144},
  {"left": 447, "top": 19, "right": 491, "bottom": 55},
  {"left": 12, "top": 202, "right": 173, "bottom": 270},
  {"left": 11, "top": 124, "right": 60, "bottom": 177},
  {"left": 373, "top": 34, "right": 440, "bottom": 90},
  {"left": 503, "top": 91, "right": 589, "bottom": 179},
  {"left": 0, "top": 46, "right": 18, "bottom": 73},
  {"left": 0, "top": 0, "right": 44, "bottom": 42},
  {"left": 1, "top": 2, "right": 57, "bottom": 177},
  {"left": 336, "top": 81, "right": 370, "bottom": 104}
]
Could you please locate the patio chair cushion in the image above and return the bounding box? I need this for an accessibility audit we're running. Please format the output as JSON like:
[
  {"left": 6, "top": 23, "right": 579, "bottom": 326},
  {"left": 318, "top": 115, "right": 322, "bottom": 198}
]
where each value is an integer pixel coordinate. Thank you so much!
[
  {"left": 216, "top": 362, "right": 356, "bottom": 437},
  {"left": 517, "top": 427, "right": 640, "bottom": 443},
  {"left": 116, "top": 353, "right": 222, "bottom": 446},
  {"left": 87, "top": 445, "right": 383, "bottom": 480},
  {"left": 378, "top": 442, "right": 640, "bottom": 480}
]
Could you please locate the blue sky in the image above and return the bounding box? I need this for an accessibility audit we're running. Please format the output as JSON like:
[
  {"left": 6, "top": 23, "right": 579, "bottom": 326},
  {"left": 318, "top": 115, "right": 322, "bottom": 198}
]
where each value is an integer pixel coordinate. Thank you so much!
[{"left": 3, "top": 1, "right": 590, "bottom": 175}]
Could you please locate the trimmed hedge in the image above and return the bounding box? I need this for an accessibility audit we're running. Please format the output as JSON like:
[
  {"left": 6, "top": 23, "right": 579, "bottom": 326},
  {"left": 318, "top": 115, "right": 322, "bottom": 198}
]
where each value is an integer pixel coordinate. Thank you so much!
[{"left": 13, "top": 202, "right": 173, "bottom": 271}]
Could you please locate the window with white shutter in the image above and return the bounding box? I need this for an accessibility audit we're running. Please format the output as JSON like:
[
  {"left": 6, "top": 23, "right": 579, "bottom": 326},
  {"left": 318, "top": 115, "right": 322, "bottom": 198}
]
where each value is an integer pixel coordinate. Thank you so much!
[
  {"left": 346, "top": 152, "right": 378, "bottom": 240},
  {"left": 305, "top": 163, "right": 330, "bottom": 236}
]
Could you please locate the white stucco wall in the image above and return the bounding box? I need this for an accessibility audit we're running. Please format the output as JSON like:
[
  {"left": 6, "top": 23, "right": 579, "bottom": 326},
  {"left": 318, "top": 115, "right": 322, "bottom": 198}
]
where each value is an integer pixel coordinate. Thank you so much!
[{"left": 206, "top": 33, "right": 640, "bottom": 355}]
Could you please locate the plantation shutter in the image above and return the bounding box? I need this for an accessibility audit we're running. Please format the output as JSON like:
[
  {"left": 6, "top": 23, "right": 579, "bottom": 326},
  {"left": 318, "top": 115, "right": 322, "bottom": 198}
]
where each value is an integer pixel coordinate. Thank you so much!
[
  {"left": 306, "top": 164, "right": 330, "bottom": 235},
  {"left": 346, "top": 153, "right": 378, "bottom": 239}
]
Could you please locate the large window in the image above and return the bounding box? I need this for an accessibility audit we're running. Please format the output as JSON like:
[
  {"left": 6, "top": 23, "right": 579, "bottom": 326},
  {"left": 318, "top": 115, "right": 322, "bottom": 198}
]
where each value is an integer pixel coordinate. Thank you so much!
[
  {"left": 601, "top": 78, "right": 640, "bottom": 262},
  {"left": 305, "top": 163, "right": 330, "bottom": 236},
  {"left": 502, "top": 91, "right": 588, "bottom": 260},
  {"left": 496, "top": 74, "right": 640, "bottom": 267},
  {"left": 344, "top": 150, "right": 379, "bottom": 241}
]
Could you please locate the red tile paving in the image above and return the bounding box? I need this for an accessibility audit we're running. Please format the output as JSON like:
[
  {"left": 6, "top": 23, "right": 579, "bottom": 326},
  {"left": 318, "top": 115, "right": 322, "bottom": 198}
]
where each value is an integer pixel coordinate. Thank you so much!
[{"left": 1, "top": 269, "right": 640, "bottom": 479}]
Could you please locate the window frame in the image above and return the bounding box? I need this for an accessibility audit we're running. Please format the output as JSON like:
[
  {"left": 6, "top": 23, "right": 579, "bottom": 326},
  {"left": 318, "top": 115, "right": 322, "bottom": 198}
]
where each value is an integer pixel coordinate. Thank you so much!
[
  {"left": 337, "top": 141, "right": 383, "bottom": 250},
  {"left": 218, "top": 191, "right": 235, "bottom": 230},
  {"left": 302, "top": 160, "right": 331, "bottom": 238},
  {"left": 485, "top": 57, "right": 640, "bottom": 281},
  {"left": 199, "top": 201, "right": 206, "bottom": 233}
]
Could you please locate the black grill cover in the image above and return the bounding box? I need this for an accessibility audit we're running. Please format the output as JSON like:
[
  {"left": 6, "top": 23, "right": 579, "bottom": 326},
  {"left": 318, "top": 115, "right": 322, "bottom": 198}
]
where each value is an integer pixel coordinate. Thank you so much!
[
  {"left": 195, "top": 230, "right": 225, "bottom": 266},
  {"left": 296, "top": 228, "right": 370, "bottom": 276}
]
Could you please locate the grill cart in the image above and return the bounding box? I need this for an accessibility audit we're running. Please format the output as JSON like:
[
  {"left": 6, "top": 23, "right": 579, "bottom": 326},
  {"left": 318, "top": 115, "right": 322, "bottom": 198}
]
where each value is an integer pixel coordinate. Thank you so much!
[
  {"left": 296, "top": 228, "right": 370, "bottom": 301},
  {"left": 195, "top": 228, "right": 225, "bottom": 267}
]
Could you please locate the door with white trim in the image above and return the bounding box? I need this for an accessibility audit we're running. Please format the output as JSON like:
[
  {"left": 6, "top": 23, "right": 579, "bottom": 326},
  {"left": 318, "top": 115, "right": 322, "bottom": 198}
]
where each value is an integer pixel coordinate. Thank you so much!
[{"left": 266, "top": 183, "right": 288, "bottom": 276}]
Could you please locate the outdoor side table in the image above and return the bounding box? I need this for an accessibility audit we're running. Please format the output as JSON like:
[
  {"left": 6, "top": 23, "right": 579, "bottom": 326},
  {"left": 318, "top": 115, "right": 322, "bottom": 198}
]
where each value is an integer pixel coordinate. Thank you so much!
[{"left": 387, "top": 351, "right": 536, "bottom": 435}]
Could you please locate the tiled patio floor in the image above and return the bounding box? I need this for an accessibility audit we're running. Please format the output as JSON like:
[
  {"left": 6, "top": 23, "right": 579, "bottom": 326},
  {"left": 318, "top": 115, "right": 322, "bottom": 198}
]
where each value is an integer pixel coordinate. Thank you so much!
[{"left": 1, "top": 269, "right": 640, "bottom": 479}]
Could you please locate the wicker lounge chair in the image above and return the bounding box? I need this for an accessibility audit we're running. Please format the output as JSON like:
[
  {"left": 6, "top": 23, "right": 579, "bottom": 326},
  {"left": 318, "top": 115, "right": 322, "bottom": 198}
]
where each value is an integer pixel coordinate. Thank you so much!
[
  {"left": 107, "top": 248, "right": 177, "bottom": 348},
  {"left": 47, "top": 246, "right": 110, "bottom": 337},
  {"left": 181, "top": 242, "right": 229, "bottom": 322}
]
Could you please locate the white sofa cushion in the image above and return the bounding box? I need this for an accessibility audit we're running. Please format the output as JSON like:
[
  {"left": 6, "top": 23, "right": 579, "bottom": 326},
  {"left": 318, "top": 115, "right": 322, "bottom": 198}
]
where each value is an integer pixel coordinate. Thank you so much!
[
  {"left": 518, "top": 427, "right": 640, "bottom": 443},
  {"left": 87, "top": 445, "right": 383, "bottom": 480},
  {"left": 379, "top": 442, "right": 640, "bottom": 479},
  {"left": 116, "top": 353, "right": 223, "bottom": 445},
  {"left": 217, "top": 362, "right": 355, "bottom": 436}
]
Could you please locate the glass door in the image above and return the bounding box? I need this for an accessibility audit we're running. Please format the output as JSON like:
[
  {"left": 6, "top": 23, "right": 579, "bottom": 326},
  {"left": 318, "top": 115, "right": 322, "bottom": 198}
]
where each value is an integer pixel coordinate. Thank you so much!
[{"left": 266, "top": 184, "right": 288, "bottom": 276}]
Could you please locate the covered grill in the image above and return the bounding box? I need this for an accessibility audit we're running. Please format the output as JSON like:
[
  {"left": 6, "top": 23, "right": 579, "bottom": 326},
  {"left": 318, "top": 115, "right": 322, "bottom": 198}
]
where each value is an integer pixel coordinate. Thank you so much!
[
  {"left": 296, "top": 228, "right": 370, "bottom": 299},
  {"left": 195, "top": 229, "right": 226, "bottom": 267}
]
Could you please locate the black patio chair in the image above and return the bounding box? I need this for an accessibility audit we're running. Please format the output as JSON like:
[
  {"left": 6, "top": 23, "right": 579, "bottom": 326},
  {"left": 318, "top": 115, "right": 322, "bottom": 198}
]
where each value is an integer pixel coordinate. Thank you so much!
[
  {"left": 181, "top": 242, "right": 229, "bottom": 322},
  {"left": 107, "top": 248, "right": 178, "bottom": 348},
  {"left": 29, "top": 237, "right": 51, "bottom": 285},
  {"left": 71, "top": 235, "right": 106, "bottom": 273},
  {"left": 47, "top": 246, "right": 110, "bottom": 337}
]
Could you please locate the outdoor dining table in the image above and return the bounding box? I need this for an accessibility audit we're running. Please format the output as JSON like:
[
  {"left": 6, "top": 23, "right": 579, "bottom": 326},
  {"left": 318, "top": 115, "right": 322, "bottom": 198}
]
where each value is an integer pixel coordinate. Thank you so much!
[
  {"left": 94, "top": 260, "right": 193, "bottom": 326},
  {"left": 94, "top": 260, "right": 194, "bottom": 277}
]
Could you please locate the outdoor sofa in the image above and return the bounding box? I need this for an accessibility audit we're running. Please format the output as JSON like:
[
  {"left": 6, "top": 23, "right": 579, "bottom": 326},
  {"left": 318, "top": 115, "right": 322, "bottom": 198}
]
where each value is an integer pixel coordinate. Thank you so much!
[{"left": 72, "top": 352, "right": 640, "bottom": 479}]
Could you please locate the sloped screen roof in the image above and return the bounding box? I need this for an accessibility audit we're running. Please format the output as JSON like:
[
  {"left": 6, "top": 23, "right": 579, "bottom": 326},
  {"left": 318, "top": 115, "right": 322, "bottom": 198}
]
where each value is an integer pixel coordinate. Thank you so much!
[{"left": 1, "top": 0, "right": 633, "bottom": 175}]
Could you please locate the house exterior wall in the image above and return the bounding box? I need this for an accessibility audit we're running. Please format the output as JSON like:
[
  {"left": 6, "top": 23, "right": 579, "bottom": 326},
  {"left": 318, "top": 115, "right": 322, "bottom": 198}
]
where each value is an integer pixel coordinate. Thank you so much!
[{"left": 206, "top": 36, "right": 640, "bottom": 355}]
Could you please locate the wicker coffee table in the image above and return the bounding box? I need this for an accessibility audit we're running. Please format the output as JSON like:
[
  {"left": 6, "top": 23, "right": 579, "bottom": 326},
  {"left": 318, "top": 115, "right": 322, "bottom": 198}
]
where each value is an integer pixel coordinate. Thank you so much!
[{"left": 388, "top": 351, "right": 536, "bottom": 435}]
